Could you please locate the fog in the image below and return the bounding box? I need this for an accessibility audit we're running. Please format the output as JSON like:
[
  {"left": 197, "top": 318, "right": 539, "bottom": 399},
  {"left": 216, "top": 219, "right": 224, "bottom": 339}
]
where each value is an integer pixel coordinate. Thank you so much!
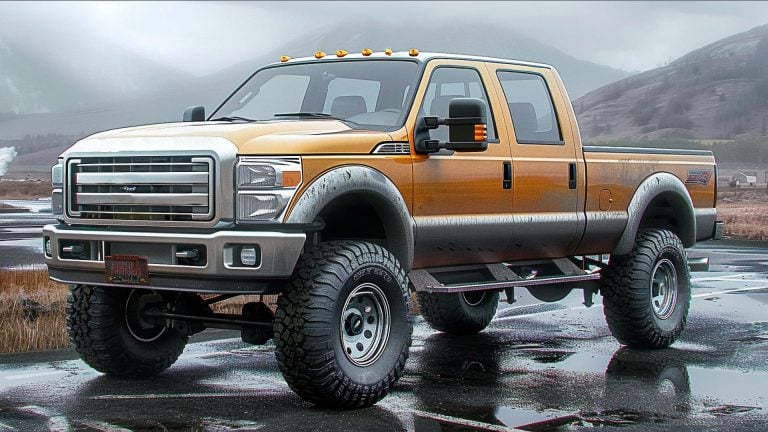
[{"left": 2, "top": 1, "right": 767, "bottom": 76}]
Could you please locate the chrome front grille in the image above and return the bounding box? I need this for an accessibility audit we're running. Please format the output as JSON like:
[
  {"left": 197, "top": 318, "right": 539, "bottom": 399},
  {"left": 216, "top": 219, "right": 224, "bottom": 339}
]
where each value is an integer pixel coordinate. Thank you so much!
[{"left": 67, "top": 156, "right": 214, "bottom": 222}]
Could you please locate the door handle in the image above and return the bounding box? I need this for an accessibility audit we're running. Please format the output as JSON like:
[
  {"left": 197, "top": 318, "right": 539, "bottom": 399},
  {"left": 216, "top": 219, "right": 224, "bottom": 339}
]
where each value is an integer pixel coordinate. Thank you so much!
[
  {"left": 568, "top": 162, "right": 577, "bottom": 190},
  {"left": 503, "top": 161, "right": 512, "bottom": 189}
]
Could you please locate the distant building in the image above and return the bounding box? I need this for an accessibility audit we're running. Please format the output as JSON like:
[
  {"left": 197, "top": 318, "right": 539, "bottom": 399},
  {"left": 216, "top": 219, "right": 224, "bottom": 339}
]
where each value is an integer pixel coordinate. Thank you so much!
[{"left": 731, "top": 172, "right": 757, "bottom": 187}]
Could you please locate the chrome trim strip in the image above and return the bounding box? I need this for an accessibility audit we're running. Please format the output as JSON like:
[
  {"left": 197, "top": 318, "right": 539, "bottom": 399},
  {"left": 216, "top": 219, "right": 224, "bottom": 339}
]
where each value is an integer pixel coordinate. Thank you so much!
[
  {"left": 76, "top": 172, "right": 209, "bottom": 185},
  {"left": 43, "top": 224, "right": 306, "bottom": 279},
  {"left": 372, "top": 142, "right": 410, "bottom": 155},
  {"left": 76, "top": 193, "right": 209, "bottom": 206}
]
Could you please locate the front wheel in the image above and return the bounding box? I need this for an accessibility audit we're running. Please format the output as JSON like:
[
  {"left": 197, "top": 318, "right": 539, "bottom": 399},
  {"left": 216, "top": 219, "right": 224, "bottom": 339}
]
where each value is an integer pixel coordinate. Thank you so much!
[
  {"left": 601, "top": 229, "right": 691, "bottom": 348},
  {"left": 66, "top": 286, "right": 188, "bottom": 377},
  {"left": 274, "top": 241, "right": 412, "bottom": 409}
]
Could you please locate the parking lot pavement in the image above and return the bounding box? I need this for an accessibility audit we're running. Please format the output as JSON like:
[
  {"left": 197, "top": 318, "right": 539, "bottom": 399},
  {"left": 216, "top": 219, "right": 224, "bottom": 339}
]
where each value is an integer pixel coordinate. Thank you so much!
[{"left": 0, "top": 240, "right": 765, "bottom": 431}]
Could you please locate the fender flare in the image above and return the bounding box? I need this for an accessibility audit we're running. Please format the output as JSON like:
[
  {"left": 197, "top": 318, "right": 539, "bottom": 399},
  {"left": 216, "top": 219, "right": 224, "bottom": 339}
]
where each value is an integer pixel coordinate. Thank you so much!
[
  {"left": 613, "top": 172, "right": 696, "bottom": 255},
  {"left": 285, "top": 165, "right": 415, "bottom": 271}
]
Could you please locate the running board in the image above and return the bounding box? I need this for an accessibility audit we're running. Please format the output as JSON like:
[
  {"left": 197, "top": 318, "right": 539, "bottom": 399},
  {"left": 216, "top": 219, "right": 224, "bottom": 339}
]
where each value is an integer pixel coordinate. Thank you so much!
[
  {"left": 688, "top": 257, "right": 709, "bottom": 272},
  {"left": 410, "top": 259, "right": 601, "bottom": 294}
]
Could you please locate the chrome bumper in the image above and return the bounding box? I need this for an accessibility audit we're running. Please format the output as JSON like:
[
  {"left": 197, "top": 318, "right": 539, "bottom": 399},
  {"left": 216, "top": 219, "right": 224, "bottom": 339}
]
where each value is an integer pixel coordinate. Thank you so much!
[{"left": 43, "top": 224, "right": 306, "bottom": 292}]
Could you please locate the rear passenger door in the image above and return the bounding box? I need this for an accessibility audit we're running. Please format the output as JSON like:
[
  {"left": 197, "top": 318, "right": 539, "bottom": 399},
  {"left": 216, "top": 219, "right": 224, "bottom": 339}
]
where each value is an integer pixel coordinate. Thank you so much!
[{"left": 489, "top": 65, "right": 584, "bottom": 259}]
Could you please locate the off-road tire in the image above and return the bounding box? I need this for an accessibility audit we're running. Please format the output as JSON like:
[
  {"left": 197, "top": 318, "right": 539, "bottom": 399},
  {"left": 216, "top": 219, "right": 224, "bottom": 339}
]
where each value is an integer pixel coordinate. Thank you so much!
[
  {"left": 601, "top": 229, "right": 691, "bottom": 348},
  {"left": 416, "top": 290, "right": 500, "bottom": 335},
  {"left": 274, "top": 241, "right": 412, "bottom": 409},
  {"left": 67, "top": 285, "right": 188, "bottom": 378}
]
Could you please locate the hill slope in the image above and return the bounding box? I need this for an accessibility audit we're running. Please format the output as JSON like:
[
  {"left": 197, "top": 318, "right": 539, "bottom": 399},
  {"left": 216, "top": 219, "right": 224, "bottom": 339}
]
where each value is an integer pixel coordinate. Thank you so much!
[{"left": 575, "top": 24, "right": 768, "bottom": 141}]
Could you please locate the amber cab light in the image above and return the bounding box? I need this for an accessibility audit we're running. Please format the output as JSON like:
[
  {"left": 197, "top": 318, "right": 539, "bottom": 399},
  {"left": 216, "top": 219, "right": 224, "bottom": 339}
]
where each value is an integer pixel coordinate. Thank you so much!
[
  {"left": 314, "top": 51, "right": 326, "bottom": 59},
  {"left": 361, "top": 48, "right": 373, "bottom": 56},
  {"left": 279, "top": 56, "right": 291, "bottom": 62}
]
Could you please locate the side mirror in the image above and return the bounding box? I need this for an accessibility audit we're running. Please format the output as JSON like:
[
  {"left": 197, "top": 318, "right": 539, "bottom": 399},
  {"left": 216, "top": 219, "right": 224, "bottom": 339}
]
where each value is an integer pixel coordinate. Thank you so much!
[
  {"left": 445, "top": 98, "right": 488, "bottom": 151},
  {"left": 183, "top": 105, "right": 205, "bottom": 122},
  {"left": 417, "top": 98, "right": 488, "bottom": 153}
]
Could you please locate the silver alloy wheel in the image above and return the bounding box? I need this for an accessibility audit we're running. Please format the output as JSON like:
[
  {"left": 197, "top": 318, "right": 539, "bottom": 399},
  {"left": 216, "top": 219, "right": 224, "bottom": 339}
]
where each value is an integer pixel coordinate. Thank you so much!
[
  {"left": 650, "top": 259, "right": 678, "bottom": 320},
  {"left": 125, "top": 290, "right": 166, "bottom": 343},
  {"left": 461, "top": 291, "right": 487, "bottom": 307},
  {"left": 340, "top": 282, "right": 391, "bottom": 367}
]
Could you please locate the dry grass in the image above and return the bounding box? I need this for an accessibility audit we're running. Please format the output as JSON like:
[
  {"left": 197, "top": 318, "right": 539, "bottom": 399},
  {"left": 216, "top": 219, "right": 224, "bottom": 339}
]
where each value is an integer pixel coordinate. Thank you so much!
[
  {"left": 717, "top": 187, "right": 768, "bottom": 240},
  {"left": 0, "top": 267, "right": 69, "bottom": 353},
  {"left": 0, "top": 179, "right": 51, "bottom": 199}
]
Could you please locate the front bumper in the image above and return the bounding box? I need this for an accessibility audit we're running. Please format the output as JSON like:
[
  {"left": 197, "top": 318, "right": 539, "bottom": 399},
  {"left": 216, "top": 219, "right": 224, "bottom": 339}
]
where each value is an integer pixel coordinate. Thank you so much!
[{"left": 43, "top": 224, "right": 306, "bottom": 293}]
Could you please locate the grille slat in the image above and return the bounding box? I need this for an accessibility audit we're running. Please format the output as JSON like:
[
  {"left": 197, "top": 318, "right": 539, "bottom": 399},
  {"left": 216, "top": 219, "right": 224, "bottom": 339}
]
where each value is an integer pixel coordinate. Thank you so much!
[{"left": 68, "top": 155, "right": 214, "bottom": 222}]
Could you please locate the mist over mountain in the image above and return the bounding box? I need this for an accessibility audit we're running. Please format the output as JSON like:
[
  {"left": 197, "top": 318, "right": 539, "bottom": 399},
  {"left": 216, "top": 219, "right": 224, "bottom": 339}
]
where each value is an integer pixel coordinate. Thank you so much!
[
  {"left": 0, "top": 19, "right": 628, "bottom": 143},
  {"left": 575, "top": 24, "right": 768, "bottom": 141},
  {"left": 0, "top": 27, "right": 193, "bottom": 116}
]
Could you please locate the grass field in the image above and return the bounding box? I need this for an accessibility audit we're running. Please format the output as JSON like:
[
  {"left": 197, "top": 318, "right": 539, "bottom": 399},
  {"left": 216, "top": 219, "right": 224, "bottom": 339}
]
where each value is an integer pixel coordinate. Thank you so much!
[
  {"left": 717, "top": 188, "right": 768, "bottom": 240},
  {"left": 0, "top": 267, "right": 69, "bottom": 353},
  {"left": 0, "top": 179, "right": 51, "bottom": 199}
]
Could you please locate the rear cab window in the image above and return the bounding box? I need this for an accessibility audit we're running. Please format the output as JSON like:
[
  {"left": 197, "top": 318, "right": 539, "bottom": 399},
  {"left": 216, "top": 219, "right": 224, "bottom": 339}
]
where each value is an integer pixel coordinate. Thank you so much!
[{"left": 497, "top": 70, "right": 563, "bottom": 145}]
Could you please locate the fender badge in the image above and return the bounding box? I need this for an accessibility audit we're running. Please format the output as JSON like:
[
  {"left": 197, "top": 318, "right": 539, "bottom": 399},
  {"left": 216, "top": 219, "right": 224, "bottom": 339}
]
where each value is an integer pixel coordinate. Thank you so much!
[{"left": 685, "top": 169, "right": 712, "bottom": 185}]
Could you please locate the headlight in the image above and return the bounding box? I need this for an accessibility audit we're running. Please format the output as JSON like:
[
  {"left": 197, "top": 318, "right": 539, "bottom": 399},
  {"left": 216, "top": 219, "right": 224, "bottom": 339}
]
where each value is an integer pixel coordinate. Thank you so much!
[
  {"left": 236, "top": 157, "right": 302, "bottom": 222},
  {"left": 51, "top": 160, "right": 63, "bottom": 217}
]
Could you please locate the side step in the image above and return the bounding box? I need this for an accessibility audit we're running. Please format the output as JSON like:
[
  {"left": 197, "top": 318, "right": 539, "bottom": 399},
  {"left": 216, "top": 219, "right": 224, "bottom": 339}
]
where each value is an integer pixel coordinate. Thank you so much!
[
  {"left": 688, "top": 257, "right": 709, "bottom": 272},
  {"left": 409, "top": 258, "right": 601, "bottom": 294}
]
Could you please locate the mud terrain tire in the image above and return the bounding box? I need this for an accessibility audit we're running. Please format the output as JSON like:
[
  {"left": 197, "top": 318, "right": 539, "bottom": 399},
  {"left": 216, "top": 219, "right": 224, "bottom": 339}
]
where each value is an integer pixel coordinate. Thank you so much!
[
  {"left": 67, "top": 285, "right": 187, "bottom": 377},
  {"left": 601, "top": 229, "right": 691, "bottom": 348},
  {"left": 274, "top": 241, "right": 412, "bottom": 409}
]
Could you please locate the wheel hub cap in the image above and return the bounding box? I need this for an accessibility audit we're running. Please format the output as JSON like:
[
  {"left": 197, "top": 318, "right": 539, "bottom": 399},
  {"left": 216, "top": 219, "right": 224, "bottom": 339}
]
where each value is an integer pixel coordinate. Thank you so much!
[
  {"left": 650, "top": 258, "right": 678, "bottom": 320},
  {"left": 340, "top": 282, "right": 391, "bottom": 367}
]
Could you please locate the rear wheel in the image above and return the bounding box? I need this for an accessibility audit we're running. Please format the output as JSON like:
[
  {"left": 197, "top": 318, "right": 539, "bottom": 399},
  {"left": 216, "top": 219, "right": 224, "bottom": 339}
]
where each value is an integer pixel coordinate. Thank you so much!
[
  {"left": 274, "top": 241, "right": 411, "bottom": 409},
  {"left": 417, "top": 290, "right": 500, "bottom": 335},
  {"left": 66, "top": 286, "right": 188, "bottom": 377},
  {"left": 601, "top": 229, "right": 691, "bottom": 348}
]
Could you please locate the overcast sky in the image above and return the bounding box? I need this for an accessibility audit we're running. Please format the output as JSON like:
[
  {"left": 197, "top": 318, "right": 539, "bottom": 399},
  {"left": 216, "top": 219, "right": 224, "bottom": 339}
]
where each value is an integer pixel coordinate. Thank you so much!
[{"left": 3, "top": 1, "right": 768, "bottom": 75}]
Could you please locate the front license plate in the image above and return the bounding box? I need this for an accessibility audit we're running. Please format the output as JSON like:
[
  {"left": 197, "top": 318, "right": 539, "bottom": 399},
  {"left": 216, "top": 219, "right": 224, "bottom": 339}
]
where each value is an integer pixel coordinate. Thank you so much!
[{"left": 105, "top": 255, "right": 149, "bottom": 285}]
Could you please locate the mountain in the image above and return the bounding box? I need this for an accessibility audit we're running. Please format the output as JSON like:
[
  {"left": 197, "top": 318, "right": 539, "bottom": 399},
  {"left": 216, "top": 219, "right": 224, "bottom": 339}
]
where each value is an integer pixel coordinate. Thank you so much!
[
  {"left": 575, "top": 24, "right": 768, "bottom": 141},
  {"left": 0, "top": 30, "right": 194, "bottom": 116}
]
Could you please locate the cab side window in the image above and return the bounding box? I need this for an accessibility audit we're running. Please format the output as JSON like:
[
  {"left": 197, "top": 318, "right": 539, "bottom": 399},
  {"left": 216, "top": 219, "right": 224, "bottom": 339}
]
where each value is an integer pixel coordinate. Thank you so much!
[
  {"left": 497, "top": 71, "right": 563, "bottom": 144},
  {"left": 422, "top": 67, "right": 497, "bottom": 142}
]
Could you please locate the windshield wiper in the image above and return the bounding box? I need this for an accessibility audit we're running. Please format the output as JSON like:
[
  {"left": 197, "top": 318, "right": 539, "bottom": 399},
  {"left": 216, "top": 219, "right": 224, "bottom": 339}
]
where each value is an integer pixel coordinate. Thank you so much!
[
  {"left": 211, "top": 116, "right": 257, "bottom": 122},
  {"left": 273, "top": 112, "right": 358, "bottom": 125}
]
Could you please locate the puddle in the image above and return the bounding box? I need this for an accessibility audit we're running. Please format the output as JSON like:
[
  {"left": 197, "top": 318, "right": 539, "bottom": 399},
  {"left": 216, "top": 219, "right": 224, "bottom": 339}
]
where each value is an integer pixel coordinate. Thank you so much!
[{"left": 689, "top": 367, "right": 768, "bottom": 407}]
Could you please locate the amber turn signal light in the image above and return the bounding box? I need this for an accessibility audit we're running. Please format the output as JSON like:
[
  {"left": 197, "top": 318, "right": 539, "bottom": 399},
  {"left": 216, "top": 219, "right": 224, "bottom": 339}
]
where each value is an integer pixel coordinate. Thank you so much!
[{"left": 474, "top": 124, "right": 487, "bottom": 141}]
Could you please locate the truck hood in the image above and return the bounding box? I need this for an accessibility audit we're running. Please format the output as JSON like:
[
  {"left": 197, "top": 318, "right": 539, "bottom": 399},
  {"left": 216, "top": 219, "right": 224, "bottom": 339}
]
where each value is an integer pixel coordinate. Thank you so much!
[{"left": 67, "top": 120, "right": 396, "bottom": 155}]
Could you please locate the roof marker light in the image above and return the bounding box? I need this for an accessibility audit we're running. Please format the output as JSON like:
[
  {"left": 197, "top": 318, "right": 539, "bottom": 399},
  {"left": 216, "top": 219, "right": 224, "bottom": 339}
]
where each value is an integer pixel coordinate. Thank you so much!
[
  {"left": 409, "top": 48, "right": 419, "bottom": 56},
  {"left": 336, "top": 49, "right": 348, "bottom": 57},
  {"left": 280, "top": 56, "right": 291, "bottom": 62},
  {"left": 361, "top": 48, "right": 373, "bottom": 56},
  {"left": 314, "top": 51, "right": 326, "bottom": 59},
  {"left": 384, "top": 48, "right": 392, "bottom": 56}
]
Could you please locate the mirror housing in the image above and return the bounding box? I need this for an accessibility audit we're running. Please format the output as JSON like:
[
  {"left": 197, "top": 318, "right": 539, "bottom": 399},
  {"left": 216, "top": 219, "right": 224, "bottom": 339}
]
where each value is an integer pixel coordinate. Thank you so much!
[
  {"left": 183, "top": 105, "right": 205, "bottom": 122},
  {"left": 417, "top": 98, "right": 488, "bottom": 153}
]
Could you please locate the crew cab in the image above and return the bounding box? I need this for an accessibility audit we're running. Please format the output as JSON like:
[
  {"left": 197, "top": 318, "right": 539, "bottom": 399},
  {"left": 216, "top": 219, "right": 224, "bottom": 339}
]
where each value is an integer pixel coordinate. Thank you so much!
[{"left": 44, "top": 49, "right": 722, "bottom": 409}]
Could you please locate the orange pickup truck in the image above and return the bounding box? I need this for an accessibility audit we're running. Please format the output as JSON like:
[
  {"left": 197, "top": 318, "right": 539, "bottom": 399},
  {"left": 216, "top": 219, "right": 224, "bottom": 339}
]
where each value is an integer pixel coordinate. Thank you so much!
[{"left": 44, "top": 49, "right": 722, "bottom": 408}]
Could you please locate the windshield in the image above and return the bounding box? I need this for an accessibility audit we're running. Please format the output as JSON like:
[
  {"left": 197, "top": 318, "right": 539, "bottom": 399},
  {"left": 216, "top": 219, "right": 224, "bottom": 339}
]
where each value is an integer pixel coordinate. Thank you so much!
[{"left": 211, "top": 60, "right": 420, "bottom": 131}]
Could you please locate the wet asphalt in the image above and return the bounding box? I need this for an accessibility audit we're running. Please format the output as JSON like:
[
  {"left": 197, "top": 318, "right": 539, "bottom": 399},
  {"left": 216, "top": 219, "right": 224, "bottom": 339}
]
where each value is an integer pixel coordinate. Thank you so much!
[{"left": 0, "top": 204, "right": 766, "bottom": 431}]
